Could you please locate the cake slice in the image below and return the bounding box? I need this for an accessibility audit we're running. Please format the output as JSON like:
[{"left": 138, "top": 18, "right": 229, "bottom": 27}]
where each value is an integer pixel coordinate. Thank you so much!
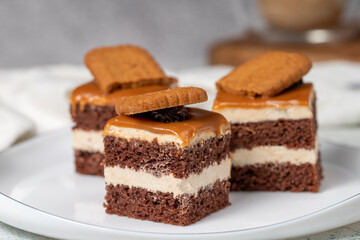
[
  {"left": 213, "top": 51, "right": 322, "bottom": 192},
  {"left": 70, "top": 45, "right": 176, "bottom": 176},
  {"left": 103, "top": 87, "right": 231, "bottom": 225}
]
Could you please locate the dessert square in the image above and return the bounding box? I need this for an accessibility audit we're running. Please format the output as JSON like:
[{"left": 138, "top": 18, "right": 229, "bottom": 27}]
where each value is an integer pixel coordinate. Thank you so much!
[
  {"left": 103, "top": 108, "right": 231, "bottom": 225},
  {"left": 213, "top": 83, "right": 322, "bottom": 192},
  {"left": 70, "top": 82, "right": 173, "bottom": 176}
]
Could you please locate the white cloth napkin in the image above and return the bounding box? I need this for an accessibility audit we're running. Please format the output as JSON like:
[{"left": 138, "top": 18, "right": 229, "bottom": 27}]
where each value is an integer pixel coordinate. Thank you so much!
[
  {"left": 0, "top": 105, "right": 34, "bottom": 150},
  {"left": 1, "top": 61, "right": 360, "bottom": 151},
  {"left": 0, "top": 65, "right": 91, "bottom": 151},
  {"left": 306, "top": 61, "right": 360, "bottom": 126}
]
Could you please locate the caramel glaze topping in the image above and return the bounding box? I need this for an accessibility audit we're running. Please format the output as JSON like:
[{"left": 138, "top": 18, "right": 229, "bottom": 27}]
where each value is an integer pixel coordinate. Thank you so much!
[
  {"left": 213, "top": 83, "right": 313, "bottom": 110},
  {"left": 71, "top": 81, "right": 175, "bottom": 111},
  {"left": 105, "top": 108, "right": 230, "bottom": 146}
]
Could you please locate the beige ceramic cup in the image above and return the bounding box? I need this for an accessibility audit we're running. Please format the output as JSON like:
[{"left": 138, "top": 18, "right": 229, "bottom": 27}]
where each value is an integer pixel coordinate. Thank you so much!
[{"left": 258, "top": 0, "right": 346, "bottom": 31}]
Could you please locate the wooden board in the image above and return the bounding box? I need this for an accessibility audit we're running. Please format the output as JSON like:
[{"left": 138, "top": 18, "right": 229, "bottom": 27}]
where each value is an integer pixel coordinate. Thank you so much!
[{"left": 209, "top": 34, "right": 360, "bottom": 66}]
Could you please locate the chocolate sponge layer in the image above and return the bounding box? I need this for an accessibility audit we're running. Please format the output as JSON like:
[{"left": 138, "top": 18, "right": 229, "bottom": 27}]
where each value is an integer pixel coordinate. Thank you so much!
[
  {"left": 230, "top": 156, "right": 322, "bottom": 192},
  {"left": 104, "top": 180, "right": 230, "bottom": 226},
  {"left": 74, "top": 150, "right": 104, "bottom": 176},
  {"left": 230, "top": 118, "right": 317, "bottom": 150},
  {"left": 71, "top": 104, "right": 116, "bottom": 131}
]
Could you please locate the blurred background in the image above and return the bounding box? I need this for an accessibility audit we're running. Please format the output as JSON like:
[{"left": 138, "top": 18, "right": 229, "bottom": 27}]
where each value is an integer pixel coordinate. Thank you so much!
[{"left": 1, "top": 0, "right": 359, "bottom": 69}]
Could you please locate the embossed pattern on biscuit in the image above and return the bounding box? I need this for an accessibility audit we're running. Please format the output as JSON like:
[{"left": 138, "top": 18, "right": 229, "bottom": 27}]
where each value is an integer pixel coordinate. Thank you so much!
[
  {"left": 216, "top": 51, "right": 312, "bottom": 97},
  {"left": 85, "top": 45, "right": 169, "bottom": 93},
  {"left": 115, "top": 87, "right": 208, "bottom": 115}
]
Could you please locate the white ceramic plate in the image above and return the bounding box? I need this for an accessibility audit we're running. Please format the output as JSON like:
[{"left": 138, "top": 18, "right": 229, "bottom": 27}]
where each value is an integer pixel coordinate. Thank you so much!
[{"left": 0, "top": 128, "right": 360, "bottom": 240}]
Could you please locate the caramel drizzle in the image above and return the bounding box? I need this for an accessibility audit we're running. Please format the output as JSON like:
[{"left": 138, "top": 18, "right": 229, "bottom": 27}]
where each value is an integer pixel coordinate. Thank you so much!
[
  {"left": 213, "top": 83, "right": 313, "bottom": 110},
  {"left": 105, "top": 108, "right": 230, "bottom": 145},
  {"left": 70, "top": 81, "right": 172, "bottom": 111}
]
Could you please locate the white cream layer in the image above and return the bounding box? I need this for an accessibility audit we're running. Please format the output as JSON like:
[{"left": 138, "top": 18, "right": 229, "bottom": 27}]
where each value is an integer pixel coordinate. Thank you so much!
[
  {"left": 231, "top": 139, "right": 319, "bottom": 166},
  {"left": 73, "top": 129, "right": 104, "bottom": 153},
  {"left": 105, "top": 125, "right": 230, "bottom": 146},
  {"left": 217, "top": 106, "right": 313, "bottom": 123},
  {"left": 104, "top": 157, "right": 231, "bottom": 197},
  {"left": 216, "top": 91, "right": 314, "bottom": 123}
]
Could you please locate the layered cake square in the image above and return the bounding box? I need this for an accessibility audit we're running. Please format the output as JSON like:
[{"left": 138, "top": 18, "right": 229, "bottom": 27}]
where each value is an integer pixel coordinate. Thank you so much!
[
  {"left": 213, "top": 51, "right": 322, "bottom": 192},
  {"left": 103, "top": 87, "right": 232, "bottom": 225},
  {"left": 70, "top": 45, "right": 176, "bottom": 176}
]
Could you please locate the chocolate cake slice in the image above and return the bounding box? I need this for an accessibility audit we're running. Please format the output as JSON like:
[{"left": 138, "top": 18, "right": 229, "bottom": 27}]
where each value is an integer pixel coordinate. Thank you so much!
[
  {"left": 213, "top": 82, "right": 322, "bottom": 192},
  {"left": 70, "top": 82, "right": 174, "bottom": 176},
  {"left": 103, "top": 107, "right": 231, "bottom": 225}
]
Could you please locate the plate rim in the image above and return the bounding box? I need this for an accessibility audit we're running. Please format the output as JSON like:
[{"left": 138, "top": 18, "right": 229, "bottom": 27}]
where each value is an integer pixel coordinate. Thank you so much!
[{"left": 1, "top": 191, "right": 359, "bottom": 239}]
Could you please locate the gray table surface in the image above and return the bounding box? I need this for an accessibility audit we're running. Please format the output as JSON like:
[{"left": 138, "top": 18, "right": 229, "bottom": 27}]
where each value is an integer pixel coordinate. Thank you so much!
[{"left": 1, "top": 221, "right": 360, "bottom": 240}]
